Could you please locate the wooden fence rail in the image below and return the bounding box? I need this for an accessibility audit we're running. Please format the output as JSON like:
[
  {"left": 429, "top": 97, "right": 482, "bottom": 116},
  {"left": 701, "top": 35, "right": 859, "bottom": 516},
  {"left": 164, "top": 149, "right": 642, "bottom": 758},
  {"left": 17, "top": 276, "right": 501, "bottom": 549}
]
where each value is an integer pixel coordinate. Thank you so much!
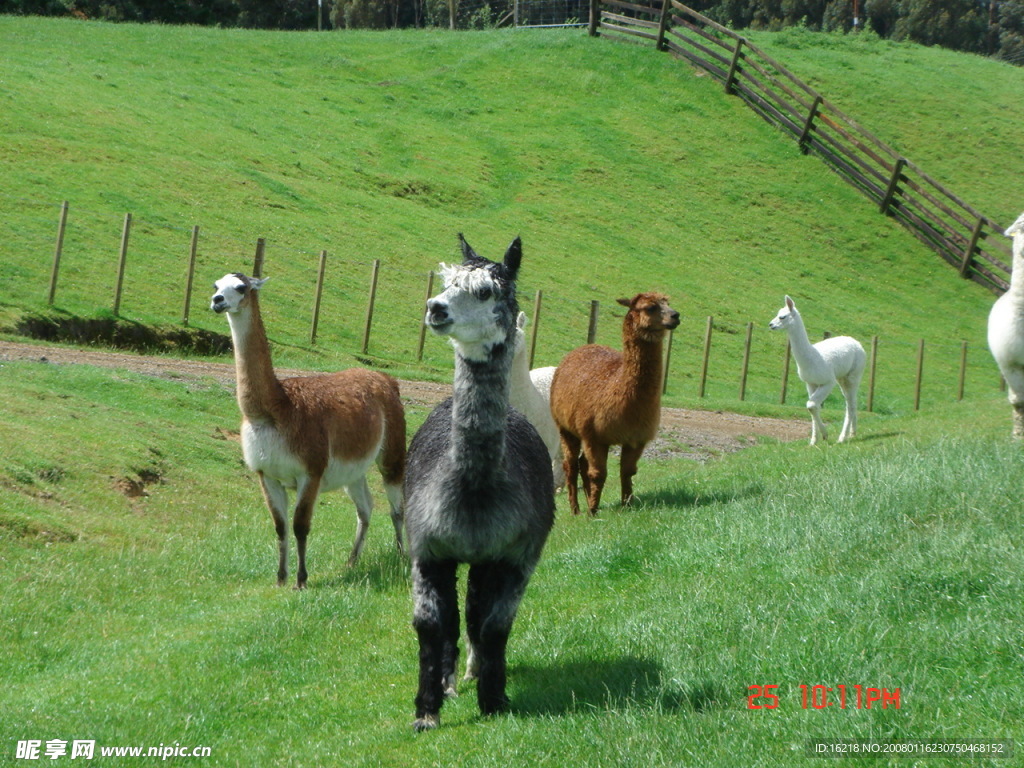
[{"left": 589, "top": 0, "right": 1013, "bottom": 294}]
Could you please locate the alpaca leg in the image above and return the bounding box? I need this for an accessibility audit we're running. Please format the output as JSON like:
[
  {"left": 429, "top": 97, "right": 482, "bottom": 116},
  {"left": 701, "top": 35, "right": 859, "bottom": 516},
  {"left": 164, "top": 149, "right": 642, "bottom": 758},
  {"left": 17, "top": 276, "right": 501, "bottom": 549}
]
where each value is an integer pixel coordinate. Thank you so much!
[
  {"left": 377, "top": 421, "right": 407, "bottom": 555},
  {"left": 578, "top": 453, "right": 591, "bottom": 502},
  {"left": 836, "top": 378, "right": 859, "bottom": 443},
  {"left": 467, "top": 562, "right": 528, "bottom": 716},
  {"left": 619, "top": 443, "right": 646, "bottom": 507},
  {"left": 560, "top": 430, "right": 583, "bottom": 515},
  {"left": 464, "top": 566, "right": 483, "bottom": 683},
  {"left": 292, "top": 475, "right": 322, "bottom": 589},
  {"left": 412, "top": 559, "right": 458, "bottom": 731},
  {"left": 344, "top": 476, "right": 374, "bottom": 567},
  {"left": 258, "top": 473, "right": 290, "bottom": 586},
  {"left": 383, "top": 482, "right": 405, "bottom": 557},
  {"left": 1014, "top": 404, "right": 1024, "bottom": 439},
  {"left": 581, "top": 440, "right": 609, "bottom": 516},
  {"left": 551, "top": 457, "right": 566, "bottom": 492},
  {"left": 806, "top": 382, "right": 835, "bottom": 445},
  {"left": 1003, "top": 368, "right": 1024, "bottom": 439}
]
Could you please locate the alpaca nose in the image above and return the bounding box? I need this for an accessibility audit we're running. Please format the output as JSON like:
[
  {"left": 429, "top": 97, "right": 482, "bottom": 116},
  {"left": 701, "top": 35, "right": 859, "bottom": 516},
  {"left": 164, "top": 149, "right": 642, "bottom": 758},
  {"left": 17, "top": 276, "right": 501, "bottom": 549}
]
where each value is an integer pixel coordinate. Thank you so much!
[
  {"left": 211, "top": 294, "right": 226, "bottom": 312},
  {"left": 667, "top": 310, "right": 680, "bottom": 328},
  {"left": 426, "top": 298, "right": 450, "bottom": 327}
]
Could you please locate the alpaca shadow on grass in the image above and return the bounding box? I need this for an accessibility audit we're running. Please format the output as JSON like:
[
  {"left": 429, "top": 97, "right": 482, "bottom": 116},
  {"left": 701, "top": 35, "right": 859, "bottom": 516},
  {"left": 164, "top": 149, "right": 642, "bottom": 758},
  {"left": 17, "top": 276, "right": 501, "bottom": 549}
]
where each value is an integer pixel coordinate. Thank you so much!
[
  {"left": 318, "top": 550, "right": 409, "bottom": 592},
  {"left": 509, "top": 656, "right": 725, "bottom": 717},
  {"left": 635, "top": 480, "right": 765, "bottom": 511}
]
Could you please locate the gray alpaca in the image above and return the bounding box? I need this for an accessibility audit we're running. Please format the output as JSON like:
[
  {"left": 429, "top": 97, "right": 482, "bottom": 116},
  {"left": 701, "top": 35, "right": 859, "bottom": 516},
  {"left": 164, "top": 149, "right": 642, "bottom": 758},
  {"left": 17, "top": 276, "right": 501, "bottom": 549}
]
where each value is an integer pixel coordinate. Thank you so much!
[{"left": 404, "top": 235, "right": 555, "bottom": 732}]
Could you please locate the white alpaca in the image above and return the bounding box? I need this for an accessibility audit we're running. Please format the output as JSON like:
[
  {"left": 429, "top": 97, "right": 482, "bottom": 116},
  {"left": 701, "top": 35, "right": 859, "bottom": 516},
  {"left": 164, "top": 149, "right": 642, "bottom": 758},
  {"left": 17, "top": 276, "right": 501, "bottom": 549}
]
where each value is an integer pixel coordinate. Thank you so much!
[
  {"left": 769, "top": 295, "right": 866, "bottom": 445},
  {"left": 509, "top": 313, "right": 565, "bottom": 488},
  {"left": 987, "top": 211, "right": 1024, "bottom": 438},
  {"left": 530, "top": 365, "right": 556, "bottom": 402}
]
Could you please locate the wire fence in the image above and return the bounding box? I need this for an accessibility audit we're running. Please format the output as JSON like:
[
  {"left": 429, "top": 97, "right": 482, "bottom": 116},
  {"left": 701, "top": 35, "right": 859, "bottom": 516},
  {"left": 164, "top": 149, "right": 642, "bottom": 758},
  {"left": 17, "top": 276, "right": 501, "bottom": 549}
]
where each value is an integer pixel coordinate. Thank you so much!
[{"left": 0, "top": 194, "right": 1005, "bottom": 415}]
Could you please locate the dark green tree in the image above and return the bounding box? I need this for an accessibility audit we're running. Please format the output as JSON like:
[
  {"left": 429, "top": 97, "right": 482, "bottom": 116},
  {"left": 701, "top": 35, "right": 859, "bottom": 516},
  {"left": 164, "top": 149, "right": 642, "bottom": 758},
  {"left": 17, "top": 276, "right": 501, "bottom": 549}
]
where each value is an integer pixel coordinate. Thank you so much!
[{"left": 892, "top": 0, "right": 987, "bottom": 51}]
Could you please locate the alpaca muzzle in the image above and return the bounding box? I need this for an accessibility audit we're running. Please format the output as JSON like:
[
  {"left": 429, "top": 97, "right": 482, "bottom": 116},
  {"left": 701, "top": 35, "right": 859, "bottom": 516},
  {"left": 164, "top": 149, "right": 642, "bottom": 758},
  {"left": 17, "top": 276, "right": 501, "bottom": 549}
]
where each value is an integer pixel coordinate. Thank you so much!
[{"left": 425, "top": 300, "right": 452, "bottom": 331}]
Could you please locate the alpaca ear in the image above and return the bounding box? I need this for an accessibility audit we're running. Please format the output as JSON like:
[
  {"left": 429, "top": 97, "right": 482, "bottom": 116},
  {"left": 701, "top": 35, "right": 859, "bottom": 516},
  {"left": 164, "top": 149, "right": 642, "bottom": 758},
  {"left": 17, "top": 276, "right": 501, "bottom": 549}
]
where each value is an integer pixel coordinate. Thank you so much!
[
  {"left": 616, "top": 297, "right": 632, "bottom": 308},
  {"left": 517, "top": 311, "right": 527, "bottom": 330},
  {"left": 785, "top": 295, "right": 794, "bottom": 311},
  {"left": 503, "top": 237, "right": 522, "bottom": 279},
  {"left": 458, "top": 233, "right": 479, "bottom": 264},
  {"left": 251, "top": 277, "right": 268, "bottom": 291}
]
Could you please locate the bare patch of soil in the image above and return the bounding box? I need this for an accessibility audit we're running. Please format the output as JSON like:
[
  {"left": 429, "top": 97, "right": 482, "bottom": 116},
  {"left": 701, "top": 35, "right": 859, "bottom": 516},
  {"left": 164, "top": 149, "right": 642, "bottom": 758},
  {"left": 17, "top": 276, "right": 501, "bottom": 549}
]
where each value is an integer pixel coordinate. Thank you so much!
[{"left": 0, "top": 340, "right": 807, "bottom": 461}]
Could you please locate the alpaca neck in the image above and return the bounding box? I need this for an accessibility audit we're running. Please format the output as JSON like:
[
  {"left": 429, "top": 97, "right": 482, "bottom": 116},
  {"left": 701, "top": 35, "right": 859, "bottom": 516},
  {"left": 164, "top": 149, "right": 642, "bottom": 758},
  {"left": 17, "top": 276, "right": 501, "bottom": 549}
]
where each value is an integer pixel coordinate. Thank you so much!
[
  {"left": 1008, "top": 236, "right": 1024, "bottom": 301},
  {"left": 226, "top": 295, "right": 287, "bottom": 420},
  {"left": 619, "top": 324, "right": 665, "bottom": 399},
  {"left": 450, "top": 340, "right": 512, "bottom": 477},
  {"left": 508, "top": 340, "right": 533, "bottom": 402},
  {"left": 784, "top": 314, "right": 820, "bottom": 364}
]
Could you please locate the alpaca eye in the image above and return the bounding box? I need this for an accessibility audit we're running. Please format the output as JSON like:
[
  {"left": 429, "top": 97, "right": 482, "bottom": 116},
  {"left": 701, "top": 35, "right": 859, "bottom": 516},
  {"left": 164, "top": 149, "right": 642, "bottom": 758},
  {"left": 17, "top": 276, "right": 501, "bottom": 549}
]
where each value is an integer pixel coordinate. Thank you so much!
[{"left": 477, "top": 287, "right": 492, "bottom": 301}]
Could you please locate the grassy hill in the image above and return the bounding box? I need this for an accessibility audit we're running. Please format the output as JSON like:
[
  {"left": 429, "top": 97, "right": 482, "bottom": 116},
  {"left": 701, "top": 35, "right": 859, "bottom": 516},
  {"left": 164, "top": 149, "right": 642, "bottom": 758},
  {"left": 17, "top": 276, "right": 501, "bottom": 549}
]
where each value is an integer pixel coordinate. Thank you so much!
[
  {"left": 745, "top": 26, "right": 1023, "bottom": 226},
  {"left": 1, "top": 18, "right": 1022, "bottom": 414},
  {"left": 3, "top": 18, "right": 1024, "bottom": 767}
]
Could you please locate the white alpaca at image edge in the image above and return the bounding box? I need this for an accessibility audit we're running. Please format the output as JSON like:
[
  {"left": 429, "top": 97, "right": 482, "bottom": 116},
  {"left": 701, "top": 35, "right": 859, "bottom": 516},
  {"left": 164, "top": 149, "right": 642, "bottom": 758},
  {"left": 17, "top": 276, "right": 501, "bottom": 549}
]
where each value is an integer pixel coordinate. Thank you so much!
[{"left": 987, "top": 211, "right": 1024, "bottom": 438}]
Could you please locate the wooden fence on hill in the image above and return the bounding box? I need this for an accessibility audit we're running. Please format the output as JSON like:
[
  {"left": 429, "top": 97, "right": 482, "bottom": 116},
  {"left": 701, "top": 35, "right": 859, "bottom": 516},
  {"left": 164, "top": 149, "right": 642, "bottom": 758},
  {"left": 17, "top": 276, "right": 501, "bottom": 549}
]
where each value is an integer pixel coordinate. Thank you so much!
[{"left": 588, "top": 0, "right": 1014, "bottom": 294}]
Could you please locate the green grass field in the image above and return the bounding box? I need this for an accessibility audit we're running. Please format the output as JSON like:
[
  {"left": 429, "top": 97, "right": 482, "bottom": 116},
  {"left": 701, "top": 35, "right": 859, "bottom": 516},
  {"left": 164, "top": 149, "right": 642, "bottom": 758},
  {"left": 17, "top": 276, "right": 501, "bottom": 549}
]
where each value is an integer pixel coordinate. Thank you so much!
[
  {"left": 2, "top": 15, "right": 1024, "bottom": 767},
  {"left": 1, "top": 359, "right": 1021, "bottom": 766}
]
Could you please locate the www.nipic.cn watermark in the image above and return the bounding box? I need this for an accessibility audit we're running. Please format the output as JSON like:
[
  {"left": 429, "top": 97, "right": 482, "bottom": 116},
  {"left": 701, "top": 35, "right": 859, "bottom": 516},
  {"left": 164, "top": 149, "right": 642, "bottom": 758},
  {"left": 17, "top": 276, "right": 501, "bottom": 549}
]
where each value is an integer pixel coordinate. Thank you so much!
[{"left": 15, "top": 740, "right": 212, "bottom": 760}]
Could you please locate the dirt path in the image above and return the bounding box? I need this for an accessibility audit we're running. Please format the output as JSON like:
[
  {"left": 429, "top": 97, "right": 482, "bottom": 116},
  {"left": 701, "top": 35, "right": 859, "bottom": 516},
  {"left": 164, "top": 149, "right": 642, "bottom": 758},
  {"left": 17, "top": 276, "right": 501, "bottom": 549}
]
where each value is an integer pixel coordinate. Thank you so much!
[{"left": 0, "top": 340, "right": 808, "bottom": 461}]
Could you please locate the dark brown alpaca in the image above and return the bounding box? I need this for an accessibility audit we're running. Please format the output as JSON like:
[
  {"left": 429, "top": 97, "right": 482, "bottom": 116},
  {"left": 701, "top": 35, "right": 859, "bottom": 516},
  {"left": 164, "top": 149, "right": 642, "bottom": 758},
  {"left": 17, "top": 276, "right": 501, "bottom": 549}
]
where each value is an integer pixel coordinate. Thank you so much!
[{"left": 550, "top": 292, "right": 680, "bottom": 516}]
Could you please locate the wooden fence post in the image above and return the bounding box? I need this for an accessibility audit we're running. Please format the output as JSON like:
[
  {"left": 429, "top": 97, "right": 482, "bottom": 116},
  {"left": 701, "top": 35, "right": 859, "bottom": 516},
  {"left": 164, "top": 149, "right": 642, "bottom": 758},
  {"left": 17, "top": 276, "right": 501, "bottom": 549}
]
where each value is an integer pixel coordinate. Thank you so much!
[
  {"left": 797, "top": 95, "right": 822, "bottom": 155},
  {"left": 656, "top": 0, "right": 672, "bottom": 50},
  {"left": 724, "top": 37, "right": 745, "bottom": 95},
  {"left": 416, "top": 270, "right": 435, "bottom": 361},
  {"left": 879, "top": 158, "right": 906, "bottom": 215},
  {"left": 958, "top": 340, "right": 967, "bottom": 402},
  {"left": 662, "top": 328, "right": 674, "bottom": 394},
  {"left": 361, "top": 259, "right": 380, "bottom": 355},
  {"left": 252, "top": 237, "right": 266, "bottom": 278},
  {"left": 588, "top": 0, "right": 600, "bottom": 36},
  {"left": 113, "top": 212, "right": 132, "bottom": 316},
  {"left": 310, "top": 250, "right": 328, "bottom": 345},
  {"left": 587, "top": 300, "right": 600, "bottom": 344},
  {"left": 914, "top": 338, "right": 925, "bottom": 411},
  {"left": 698, "top": 315, "right": 713, "bottom": 398},
  {"left": 529, "top": 289, "right": 543, "bottom": 368},
  {"left": 48, "top": 200, "right": 68, "bottom": 306},
  {"left": 738, "top": 321, "right": 753, "bottom": 400},
  {"left": 868, "top": 335, "right": 878, "bottom": 412},
  {"left": 959, "top": 218, "right": 984, "bottom": 279},
  {"left": 182, "top": 225, "right": 200, "bottom": 325},
  {"left": 779, "top": 340, "right": 791, "bottom": 404}
]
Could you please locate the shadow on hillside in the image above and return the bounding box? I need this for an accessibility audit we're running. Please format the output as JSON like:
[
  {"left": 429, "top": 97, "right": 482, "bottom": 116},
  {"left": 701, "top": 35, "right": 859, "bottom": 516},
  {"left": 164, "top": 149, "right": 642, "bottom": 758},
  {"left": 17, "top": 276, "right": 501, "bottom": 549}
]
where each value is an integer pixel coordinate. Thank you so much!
[{"left": 509, "top": 656, "right": 725, "bottom": 717}]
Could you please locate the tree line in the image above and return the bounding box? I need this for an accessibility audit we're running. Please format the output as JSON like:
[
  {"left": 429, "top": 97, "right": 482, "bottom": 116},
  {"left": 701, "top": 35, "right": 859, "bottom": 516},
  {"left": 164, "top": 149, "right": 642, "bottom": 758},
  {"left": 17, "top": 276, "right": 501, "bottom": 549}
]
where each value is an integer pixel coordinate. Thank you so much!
[{"left": 1, "top": 0, "right": 1021, "bottom": 64}]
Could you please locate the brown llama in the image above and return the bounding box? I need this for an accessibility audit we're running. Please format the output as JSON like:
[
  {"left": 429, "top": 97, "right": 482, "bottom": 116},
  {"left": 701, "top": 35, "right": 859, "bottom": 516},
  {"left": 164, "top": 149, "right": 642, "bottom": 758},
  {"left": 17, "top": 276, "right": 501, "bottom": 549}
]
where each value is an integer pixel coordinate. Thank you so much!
[
  {"left": 211, "top": 273, "right": 406, "bottom": 588},
  {"left": 550, "top": 292, "right": 680, "bottom": 516}
]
